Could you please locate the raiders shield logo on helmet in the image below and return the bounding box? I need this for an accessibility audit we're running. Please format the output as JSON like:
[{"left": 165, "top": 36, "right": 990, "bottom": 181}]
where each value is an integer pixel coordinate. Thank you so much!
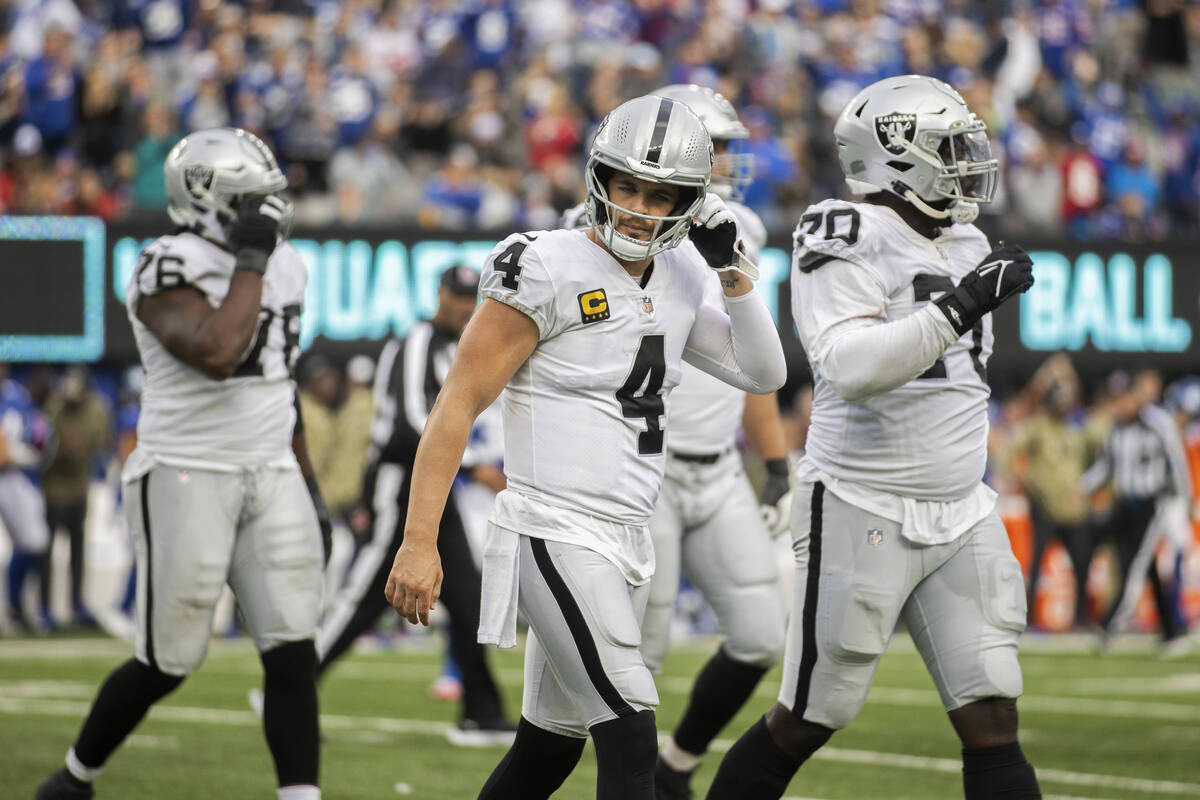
[
  {"left": 183, "top": 165, "right": 214, "bottom": 198},
  {"left": 874, "top": 113, "right": 916, "bottom": 155}
]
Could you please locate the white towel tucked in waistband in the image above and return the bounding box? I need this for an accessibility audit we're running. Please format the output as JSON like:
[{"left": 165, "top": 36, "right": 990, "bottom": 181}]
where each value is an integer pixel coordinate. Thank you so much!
[{"left": 477, "top": 522, "right": 520, "bottom": 648}]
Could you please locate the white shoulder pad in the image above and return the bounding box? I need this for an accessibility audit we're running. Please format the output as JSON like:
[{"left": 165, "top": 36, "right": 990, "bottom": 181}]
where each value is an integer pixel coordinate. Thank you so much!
[
  {"left": 127, "top": 232, "right": 233, "bottom": 307},
  {"left": 479, "top": 231, "right": 555, "bottom": 338},
  {"left": 791, "top": 199, "right": 890, "bottom": 273}
]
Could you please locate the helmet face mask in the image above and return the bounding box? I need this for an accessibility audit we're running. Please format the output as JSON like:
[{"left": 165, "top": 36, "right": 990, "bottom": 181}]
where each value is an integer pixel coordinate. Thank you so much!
[
  {"left": 834, "top": 75, "right": 998, "bottom": 224},
  {"left": 164, "top": 127, "right": 292, "bottom": 243},
  {"left": 584, "top": 95, "right": 712, "bottom": 262}
]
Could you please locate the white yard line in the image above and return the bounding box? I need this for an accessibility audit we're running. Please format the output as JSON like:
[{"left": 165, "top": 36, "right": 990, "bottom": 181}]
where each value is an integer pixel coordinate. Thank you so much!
[{"left": 3, "top": 695, "right": 1198, "bottom": 796}]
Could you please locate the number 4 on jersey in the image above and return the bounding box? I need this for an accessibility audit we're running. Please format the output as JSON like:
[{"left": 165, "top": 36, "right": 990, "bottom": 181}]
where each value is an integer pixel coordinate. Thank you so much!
[
  {"left": 616, "top": 335, "right": 666, "bottom": 456},
  {"left": 494, "top": 235, "right": 537, "bottom": 290}
]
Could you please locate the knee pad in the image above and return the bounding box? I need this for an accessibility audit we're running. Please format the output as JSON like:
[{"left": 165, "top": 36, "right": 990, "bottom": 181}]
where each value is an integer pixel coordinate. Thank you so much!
[{"left": 724, "top": 605, "right": 786, "bottom": 668}]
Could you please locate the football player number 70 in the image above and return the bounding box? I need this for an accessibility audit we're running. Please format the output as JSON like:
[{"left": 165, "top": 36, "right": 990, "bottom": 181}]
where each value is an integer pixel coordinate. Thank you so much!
[{"left": 616, "top": 335, "right": 667, "bottom": 456}]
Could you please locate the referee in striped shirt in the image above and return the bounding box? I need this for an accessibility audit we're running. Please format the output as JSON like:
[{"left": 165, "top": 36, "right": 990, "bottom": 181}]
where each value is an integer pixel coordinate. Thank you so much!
[
  {"left": 314, "top": 265, "right": 514, "bottom": 744},
  {"left": 1081, "top": 370, "right": 1192, "bottom": 647}
]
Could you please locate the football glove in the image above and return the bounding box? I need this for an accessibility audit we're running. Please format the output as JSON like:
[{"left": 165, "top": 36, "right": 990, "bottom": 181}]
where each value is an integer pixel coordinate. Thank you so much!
[
  {"left": 759, "top": 458, "right": 793, "bottom": 538},
  {"left": 934, "top": 242, "right": 1034, "bottom": 335},
  {"left": 688, "top": 194, "right": 759, "bottom": 279},
  {"left": 229, "top": 194, "right": 287, "bottom": 274}
]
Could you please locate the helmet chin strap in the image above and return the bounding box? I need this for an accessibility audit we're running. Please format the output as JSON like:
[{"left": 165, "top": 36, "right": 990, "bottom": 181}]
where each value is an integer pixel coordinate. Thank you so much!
[{"left": 901, "top": 189, "right": 979, "bottom": 224}]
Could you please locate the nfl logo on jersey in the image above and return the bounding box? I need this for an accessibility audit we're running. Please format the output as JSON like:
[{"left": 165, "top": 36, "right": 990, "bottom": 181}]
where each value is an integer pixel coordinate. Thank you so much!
[
  {"left": 641, "top": 296, "right": 654, "bottom": 314},
  {"left": 867, "top": 528, "right": 883, "bottom": 547}
]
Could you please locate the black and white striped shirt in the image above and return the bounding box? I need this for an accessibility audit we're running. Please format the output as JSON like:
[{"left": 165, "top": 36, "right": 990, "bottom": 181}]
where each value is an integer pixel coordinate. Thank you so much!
[
  {"left": 367, "top": 320, "right": 466, "bottom": 468},
  {"left": 1081, "top": 404, "right": 1192, "bottom": 502}
]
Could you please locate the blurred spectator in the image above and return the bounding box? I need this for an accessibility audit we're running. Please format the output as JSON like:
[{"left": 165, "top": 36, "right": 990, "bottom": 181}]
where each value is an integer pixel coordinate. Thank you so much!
[
  {"left": 1099, "top": 139, "right": 1165, "bottom": 239},
  {"left": 1007, "top": 136, "right": 1063, "bottom": 236},
  {"left": 740, "top": 107, "right": 799, "bottom": 229},
  {"left": 418, "top": 143, "right": 486, "bottom": 229},
  {"left": 525, "top": 83, "right": 580, "bottom": 171},
  {"left": 1160, "top": 99, "right": 1200, "bottom": 230},
  {"left": 1007, "top": 370, "right": 1097, "bottom": 630},
  {"left": 329, "top": 46, "right": 378, "bottom": 148},
  {"left": 280, "top": 58, "right": 338, "bottom": 196},
  {"left": 0, "top": 362, "right": 52, "bottom": 633},
  {"left": 326, "top": 356, "right": 374, "bottom": 530},
  {"left": 39, "top": 366, "right": 112, "bottom": 628},
  {"left": 297, "top": 355, "right": 340, "bottom": 501},
  {"left": 21, "top": 24, "right": 79, "bottom": 154},
  {"left": 328, "top": 117, "right": 418, "bottom": 226},
  {"left": 130, "top": 103, "right": 177, "bottom": 211},
  {"left": 1059, "top": 134, "right": 1104, "bottom": 237}
]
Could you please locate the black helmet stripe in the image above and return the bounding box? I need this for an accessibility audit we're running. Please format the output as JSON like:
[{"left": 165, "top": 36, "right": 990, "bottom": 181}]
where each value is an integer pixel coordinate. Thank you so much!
[{"left": 644, "top": 97, "right": 676, "bottom": 165}]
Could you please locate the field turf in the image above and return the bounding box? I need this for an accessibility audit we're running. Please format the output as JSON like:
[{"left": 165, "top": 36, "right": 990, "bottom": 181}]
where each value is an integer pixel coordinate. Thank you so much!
[{"left": 3, "top": 632, "right": 1199, "bottom": 799}]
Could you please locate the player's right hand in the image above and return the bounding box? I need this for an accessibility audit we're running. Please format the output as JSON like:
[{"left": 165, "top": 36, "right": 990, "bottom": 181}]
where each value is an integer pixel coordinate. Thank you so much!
[
  {"left": 229, "top": 194, "right": 286, "bottom": 273},
  {"left": 934, "top": 242, "right": 1034, "bottom": 335},
  {"left": 385, "top": 538, "right": 443, "bottom": 626}
]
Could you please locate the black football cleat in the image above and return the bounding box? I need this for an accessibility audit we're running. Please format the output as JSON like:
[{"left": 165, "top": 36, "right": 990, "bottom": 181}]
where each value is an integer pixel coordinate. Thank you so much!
[
  {"left": 654, "top": 754, "right": 695, "bottom": 800},
  {"left": 34, "top": 768, "right": 94, "bottom": 800}
]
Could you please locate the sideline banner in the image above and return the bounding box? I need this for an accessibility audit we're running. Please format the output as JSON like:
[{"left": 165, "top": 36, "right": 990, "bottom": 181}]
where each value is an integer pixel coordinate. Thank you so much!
[{"left": 2, "top": 216, "right": 1199, "bottom": 388}]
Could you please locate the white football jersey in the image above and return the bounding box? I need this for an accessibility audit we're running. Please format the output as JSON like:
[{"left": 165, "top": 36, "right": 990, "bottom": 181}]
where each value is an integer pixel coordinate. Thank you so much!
[
  {"left": 481, "top": 229, "right": 715, "bottom": 528},
  {"left": 792, "top": 200, "right": 993, "bottom": 501},
  {"left": 668, "top": 201, "right": 767, "bottom": 454},
  {"left": 124, "top": 231, "right": 306, "bottom": 476}
]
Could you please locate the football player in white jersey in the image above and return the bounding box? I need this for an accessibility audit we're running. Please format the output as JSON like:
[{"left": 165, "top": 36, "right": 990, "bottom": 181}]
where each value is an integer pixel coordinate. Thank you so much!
[
  {"left": 708, "top": 76, "right": 1041, "bottom": 800},
  {"left": 564, "top": 84, "right": 791, "bottom": 800},
  {"left": 36, "top": 129, "right": 328, "bottom": 800},
  {"left": 385, "top": 94, "right": 786, "bottom": 800}
]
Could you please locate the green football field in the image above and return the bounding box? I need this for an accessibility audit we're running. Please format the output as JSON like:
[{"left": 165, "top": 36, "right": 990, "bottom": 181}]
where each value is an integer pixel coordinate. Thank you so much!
[{"left": 3, "top": 632, "right": 1199, "bottom": 799}]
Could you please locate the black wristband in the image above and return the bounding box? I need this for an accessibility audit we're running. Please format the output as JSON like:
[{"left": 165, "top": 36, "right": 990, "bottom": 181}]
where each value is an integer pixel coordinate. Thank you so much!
[
  {"left": 234, "top": 248, "right": 269, "bottom": 275},
  {"left": 934, "top": 290, "right": 976, "bottom": 336},
  {"left": 765, "top": 458, "right": 790, "bottom": 478}
]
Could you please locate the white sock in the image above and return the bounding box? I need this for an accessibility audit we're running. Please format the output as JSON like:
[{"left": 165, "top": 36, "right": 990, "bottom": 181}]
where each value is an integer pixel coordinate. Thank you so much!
[
  {"left": 66, "top": 748, "right": 103, "bottom": 783},
  {"left": 278, "top": 785, "right": 320, "bottom": 800},
  {"left": 660, "top": 737, "right": 701, "bottom": 772}
]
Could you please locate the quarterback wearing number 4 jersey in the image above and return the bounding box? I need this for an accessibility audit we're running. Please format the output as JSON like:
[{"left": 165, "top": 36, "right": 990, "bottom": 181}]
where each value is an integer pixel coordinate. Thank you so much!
[
  {"left": 709, "top": 76, "right": 1042, "bottom": 800},
  {"left": 385, "top": 95, "right": 785, "bottom": 800},
  {"left": 37, "top": 128, "right": 327, "bottom": 800}
]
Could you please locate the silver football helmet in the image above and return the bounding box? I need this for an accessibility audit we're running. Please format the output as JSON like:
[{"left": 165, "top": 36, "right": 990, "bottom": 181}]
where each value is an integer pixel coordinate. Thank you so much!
[
  {"left": 585, "top": 95, "right": 712, "bottom": 261},
  {"left": 833, "top": 75, "right": 998, "bottom": 224},
  {"left": 164, "top": 127, "right": 290, "bottom": 242},
  {"left": 655, "top": 84, "right": 754, "bottom": 203}
]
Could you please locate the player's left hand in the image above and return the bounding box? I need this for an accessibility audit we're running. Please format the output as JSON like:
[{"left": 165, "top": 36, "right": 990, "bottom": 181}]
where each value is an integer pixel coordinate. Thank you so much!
[
  {"left": 759, "top": 458, "right": 793, "bottom": 538},
  {"left": 385, "top": 538, "right": 443, "bottom": 626}
]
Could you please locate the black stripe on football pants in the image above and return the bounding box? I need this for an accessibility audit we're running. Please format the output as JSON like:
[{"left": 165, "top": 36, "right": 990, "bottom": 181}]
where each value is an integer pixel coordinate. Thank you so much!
[
  {"left": 529, "top": 537, "right": 635, "bottom": 718},
  {"left": 792, "top": 481, "right": 824, "bottom": 718},
  {"left": 139, "top": 472, "right": 159, "bottom": 671},
  {"left": 644, "top": 97, "right": 675, "bottom": 165}
]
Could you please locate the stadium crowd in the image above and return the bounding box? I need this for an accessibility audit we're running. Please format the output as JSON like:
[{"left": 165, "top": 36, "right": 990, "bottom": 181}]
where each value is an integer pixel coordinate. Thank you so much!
[{"left": 1, "top": 0, "right": 1199, "bottom": 239}]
